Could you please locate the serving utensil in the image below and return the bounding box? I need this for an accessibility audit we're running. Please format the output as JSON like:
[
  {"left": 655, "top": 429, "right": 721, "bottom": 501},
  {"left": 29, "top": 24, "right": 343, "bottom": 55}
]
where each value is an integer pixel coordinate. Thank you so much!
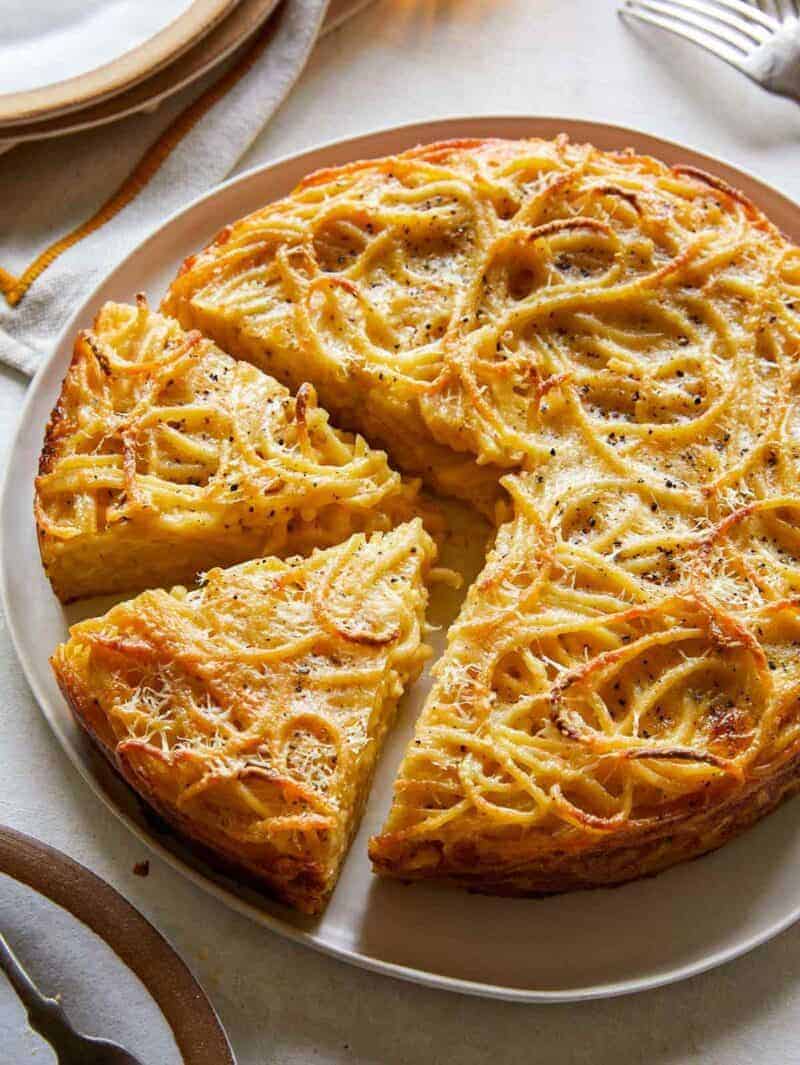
[
  {"left": 0, "top": 931, "right": 144, "bottom": 1064},
  {"left": 620, "top": 0, "right": 800, "bottom": 101}
]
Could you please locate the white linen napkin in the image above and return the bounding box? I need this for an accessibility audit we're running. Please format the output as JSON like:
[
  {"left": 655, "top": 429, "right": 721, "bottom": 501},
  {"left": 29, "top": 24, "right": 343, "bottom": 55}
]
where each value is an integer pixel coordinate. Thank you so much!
[{"left": 0, "top": 0, "right": 370, "bottom": 378}]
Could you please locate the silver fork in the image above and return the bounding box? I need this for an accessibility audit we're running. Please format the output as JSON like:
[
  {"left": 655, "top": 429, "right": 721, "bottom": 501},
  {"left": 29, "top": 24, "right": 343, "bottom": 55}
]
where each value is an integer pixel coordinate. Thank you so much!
[
  {"left": 619, "top": 0, "right": 800, "bottom": 100},
  {"left": 0, "top": 931, "right": 144, "bottom": 1064}
]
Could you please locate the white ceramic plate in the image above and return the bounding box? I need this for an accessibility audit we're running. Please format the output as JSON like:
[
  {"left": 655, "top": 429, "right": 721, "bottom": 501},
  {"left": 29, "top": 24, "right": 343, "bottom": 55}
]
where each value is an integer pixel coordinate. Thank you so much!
[
  {"left": 0, "top": 0, "right": 282, "bottom": 146},
  {"left": 7, "top": 117, "right": 800, "bottom": 1003},
  {"left": 0, "top": 0, "right": 366, "bottom": 149},
  {"left": 0, "top": 0, "right": 237, "bottom": 126}
]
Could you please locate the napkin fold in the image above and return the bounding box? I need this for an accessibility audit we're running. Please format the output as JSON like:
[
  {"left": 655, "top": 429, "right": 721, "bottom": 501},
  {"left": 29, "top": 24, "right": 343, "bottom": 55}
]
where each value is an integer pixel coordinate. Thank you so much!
[{"left": 0, "top": 0, "right": 368, "bottom": 378}]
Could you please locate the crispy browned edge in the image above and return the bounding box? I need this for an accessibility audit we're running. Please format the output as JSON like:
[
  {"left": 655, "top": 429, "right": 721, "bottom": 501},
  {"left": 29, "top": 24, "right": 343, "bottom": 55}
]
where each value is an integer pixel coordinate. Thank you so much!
[
  {"left": 369, "top": 754, "right": 800, "bottom": 896},
  {"left": 35, "top": 335, "right": 87, "bottom": 602},
  {"left": 52, "top": 652, "right": 336, "bottom": 914}
]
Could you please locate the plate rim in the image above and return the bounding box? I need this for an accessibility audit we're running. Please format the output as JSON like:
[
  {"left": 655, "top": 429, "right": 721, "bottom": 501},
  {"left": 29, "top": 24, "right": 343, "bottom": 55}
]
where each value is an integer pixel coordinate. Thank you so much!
[
  {"left": 0, "top": 0, "right": 237, "bottom": 126},
  {"left": 6, "top": 114, "right": 800, "bottom": 1003},
  {"left": 0, "top": 825, "right": 235, "bottom": 1064},
  {"left": 0, "top": 0, "right": 285, "bottom": 143}
]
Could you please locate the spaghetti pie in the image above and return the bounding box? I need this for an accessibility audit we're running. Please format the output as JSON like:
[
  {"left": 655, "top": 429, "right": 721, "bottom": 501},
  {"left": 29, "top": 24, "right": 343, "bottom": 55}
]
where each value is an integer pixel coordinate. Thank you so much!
[
  {"left": 52, "top": 521, "right": 435, "bottom": 913},
  {"left": 36, "top": 300, "right": 425, "bottom": 601},
  {"left": 42, "top": 135, "right": 800, "bottom": 900}
]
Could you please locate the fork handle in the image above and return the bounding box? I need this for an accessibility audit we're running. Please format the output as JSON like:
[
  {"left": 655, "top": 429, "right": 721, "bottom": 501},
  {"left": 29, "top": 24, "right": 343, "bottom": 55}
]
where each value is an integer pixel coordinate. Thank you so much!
[
  {"left": 0, "top": 932, "right": 54, "bottom": 1012},
  {"left": 0, "top": 931, "right": 79, "bottom": 1052},
  {"left": 749, "top": 20, "right": 800, "bottom": 100}
]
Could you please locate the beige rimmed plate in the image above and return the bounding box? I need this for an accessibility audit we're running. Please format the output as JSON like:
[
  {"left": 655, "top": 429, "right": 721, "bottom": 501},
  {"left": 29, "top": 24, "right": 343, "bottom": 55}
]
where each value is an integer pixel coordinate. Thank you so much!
[
  {"left": 0, "top": 0, "right": 238, "bottom": 128},
  {"left": 0, "top": 0, "right": 280, "bottom": 144},
  {"left": 0, "top": 826, "right": 235, "bottom": 1063},
  {"left": 5, "top": 117, "right": 800, "bottom": 1003},
  {"left": 0, "top": 0, "right": 371, "bottom": 147}
]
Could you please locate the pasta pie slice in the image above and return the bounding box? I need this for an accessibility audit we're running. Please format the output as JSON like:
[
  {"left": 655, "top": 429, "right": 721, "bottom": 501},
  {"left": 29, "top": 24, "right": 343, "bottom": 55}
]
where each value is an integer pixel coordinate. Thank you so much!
[
  {"left": 370, "top": 473, "right": 800, "bottom": 894},
  {"left": 36, "top": 300, "right": 424, "bottom": 601},
  {"left": 52, "top": 521, "right": 435, "bottom": 913}
]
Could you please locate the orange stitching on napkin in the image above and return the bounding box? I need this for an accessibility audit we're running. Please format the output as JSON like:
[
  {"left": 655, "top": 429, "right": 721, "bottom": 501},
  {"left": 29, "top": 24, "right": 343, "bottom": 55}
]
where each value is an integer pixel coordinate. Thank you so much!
[
  {"left": 0, "top": 14, "right": 280, "bottom": 309},
  {"left": 0, "top": 266, "right": 18, "bottom": 301}
]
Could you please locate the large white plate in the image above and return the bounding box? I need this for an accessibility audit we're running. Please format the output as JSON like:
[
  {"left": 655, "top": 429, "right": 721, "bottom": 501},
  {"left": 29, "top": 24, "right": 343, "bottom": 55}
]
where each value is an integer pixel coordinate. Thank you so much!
[{"left": 6, "top": 117, "right": 800, "bottom": 1003}]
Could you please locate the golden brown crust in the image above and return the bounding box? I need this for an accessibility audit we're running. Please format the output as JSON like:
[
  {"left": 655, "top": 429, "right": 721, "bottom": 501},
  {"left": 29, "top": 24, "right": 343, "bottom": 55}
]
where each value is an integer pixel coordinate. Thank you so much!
[
  {"left": 38, "top": 354, "right": 75, "bottom": 479},
  {"left": 51, "top": 522, "right": 435, "bottom": 913},
  {"left": 371, "top": 751, "right": 800, "bottom": 895}
]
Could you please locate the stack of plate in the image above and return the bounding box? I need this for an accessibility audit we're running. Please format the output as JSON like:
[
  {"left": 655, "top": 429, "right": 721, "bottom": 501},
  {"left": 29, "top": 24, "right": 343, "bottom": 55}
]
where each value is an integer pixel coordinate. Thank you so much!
[{"left": 0, "top": 0, "right": 281, "bottom": 145}]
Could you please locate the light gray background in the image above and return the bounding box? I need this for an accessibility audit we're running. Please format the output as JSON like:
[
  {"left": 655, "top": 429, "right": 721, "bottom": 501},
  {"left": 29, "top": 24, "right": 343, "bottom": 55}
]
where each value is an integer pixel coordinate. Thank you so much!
[{"left": 2, "top": 2, "right": 800, "bottom": 1062}]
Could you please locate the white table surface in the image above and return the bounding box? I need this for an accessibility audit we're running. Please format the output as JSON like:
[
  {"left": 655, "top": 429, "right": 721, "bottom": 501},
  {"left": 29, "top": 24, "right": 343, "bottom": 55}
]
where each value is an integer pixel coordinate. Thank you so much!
[{"left": 3, "top": 2, "right": 800, "bottom": 1062}]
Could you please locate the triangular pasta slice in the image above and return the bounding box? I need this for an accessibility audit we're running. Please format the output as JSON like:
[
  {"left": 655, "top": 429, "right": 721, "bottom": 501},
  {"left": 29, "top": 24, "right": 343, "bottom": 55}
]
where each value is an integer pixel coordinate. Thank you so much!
[
  {"left": 36, "top": 299, "right": 424, "bottom": 602},
  {"left": 370, "top": 473, "right": 800, "bottom": 894},
  {"left": 52, "top": 521, "right": 435, "bottom": 913}
]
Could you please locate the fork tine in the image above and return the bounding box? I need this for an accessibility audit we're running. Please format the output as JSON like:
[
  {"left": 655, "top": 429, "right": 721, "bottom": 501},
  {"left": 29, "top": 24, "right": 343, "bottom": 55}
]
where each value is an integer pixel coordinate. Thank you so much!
[
  {"left": 657, "top": 0, "right": 773, "bottom": 43},
  {"left": 705, "top": 0, "right": 780, "bottom": 32},
  {"left": 620, "top": 3, "right": 749, "bottom": 68},
  {"left": 622, "top": 1, "right": 752, "bottom": 53},
  {"left": 771, "top": 0, "right": 799, "bottom": 18}
]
